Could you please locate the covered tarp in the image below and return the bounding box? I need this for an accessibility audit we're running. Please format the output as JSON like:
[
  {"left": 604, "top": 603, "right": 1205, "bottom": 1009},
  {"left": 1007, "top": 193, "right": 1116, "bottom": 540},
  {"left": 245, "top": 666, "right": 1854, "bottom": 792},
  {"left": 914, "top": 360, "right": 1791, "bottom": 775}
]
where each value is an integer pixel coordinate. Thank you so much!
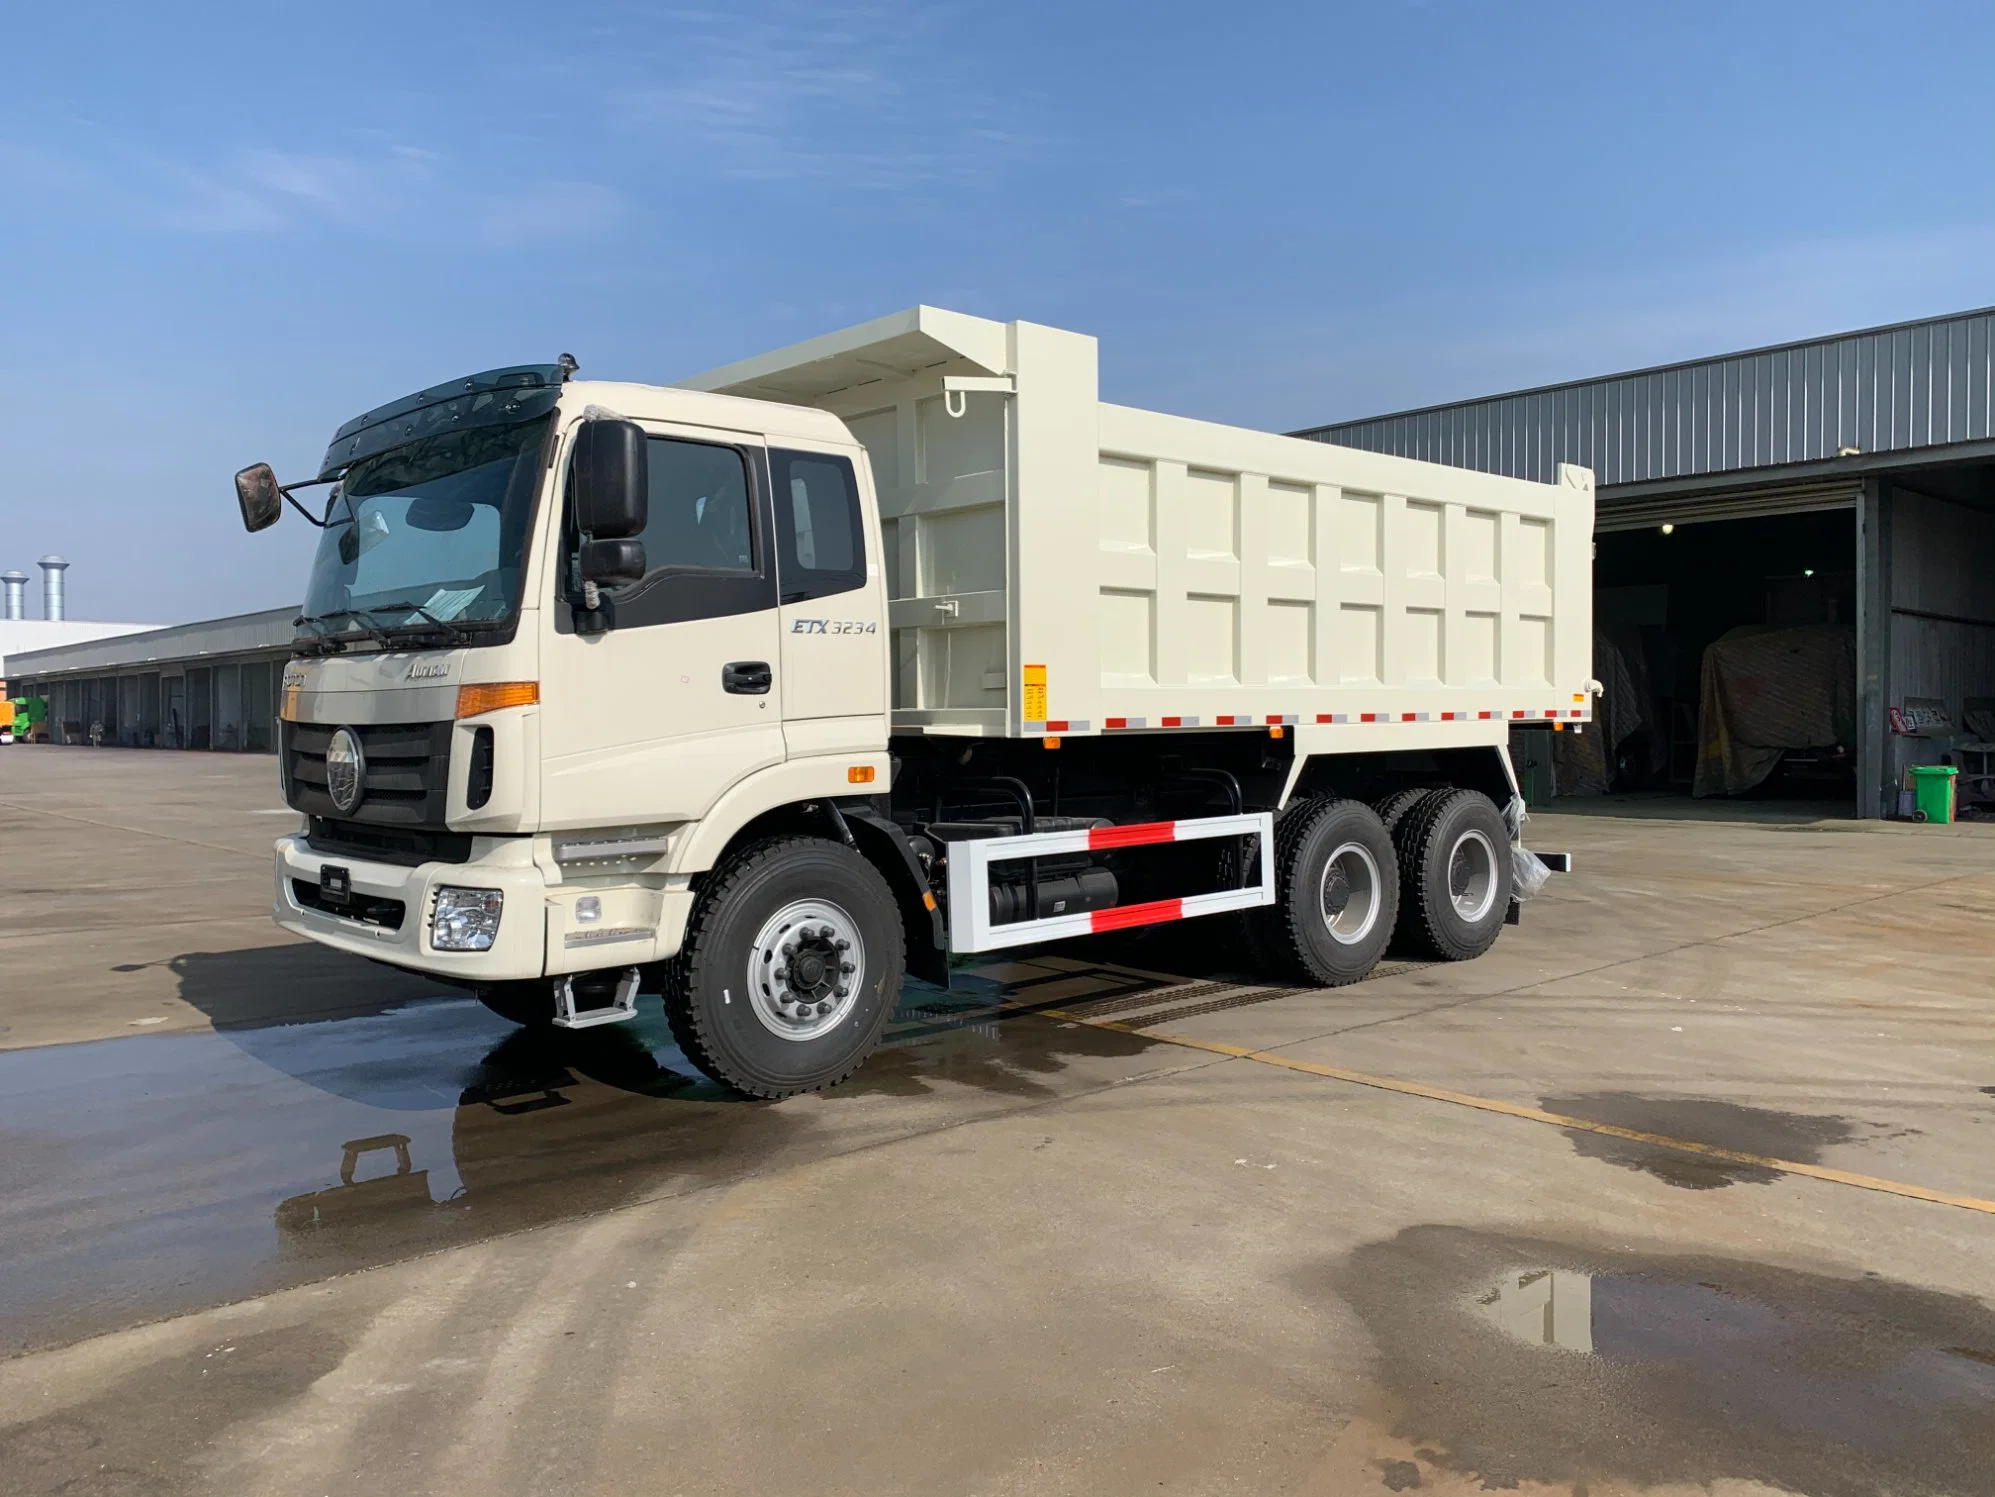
[
  {"left": 1554, "top": 624, "right": 1655, "bottom": 796},
  {"left": 1693, "top": 624, "right": 1856, "bottom": 797}
]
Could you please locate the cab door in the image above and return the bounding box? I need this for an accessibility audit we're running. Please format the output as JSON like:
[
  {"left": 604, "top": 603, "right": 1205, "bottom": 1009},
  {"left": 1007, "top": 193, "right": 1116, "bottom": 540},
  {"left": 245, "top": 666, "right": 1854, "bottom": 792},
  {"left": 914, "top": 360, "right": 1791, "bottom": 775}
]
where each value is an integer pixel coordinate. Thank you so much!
[{"left": 539, "top": 424, "right": 784, "bottom": 831}]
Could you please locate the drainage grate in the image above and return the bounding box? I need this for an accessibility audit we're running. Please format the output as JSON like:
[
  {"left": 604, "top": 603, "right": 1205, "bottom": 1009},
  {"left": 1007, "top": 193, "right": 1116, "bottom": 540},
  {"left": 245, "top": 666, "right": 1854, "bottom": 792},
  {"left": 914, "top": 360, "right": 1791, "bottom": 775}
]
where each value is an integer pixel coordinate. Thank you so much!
[
  {"left": 1121, "top": 985, "right": 1301, "bottom": 1029},
  {"left": 1054, "top": 979, "right": 1245, "bottom": 1020}
]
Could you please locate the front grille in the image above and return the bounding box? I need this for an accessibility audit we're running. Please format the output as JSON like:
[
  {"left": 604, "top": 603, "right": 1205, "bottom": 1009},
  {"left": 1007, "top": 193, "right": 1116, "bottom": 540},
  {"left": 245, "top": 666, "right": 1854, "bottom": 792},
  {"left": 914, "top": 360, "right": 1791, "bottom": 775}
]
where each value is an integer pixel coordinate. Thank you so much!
[
  {"left": 305, "top": 816, "right": 473, "bottom": 867},
  {"left": 284, "top": 721, "right": 453, "bottom": 827},
  {"left": 291, "top": 879, "right": 408, "bottom": 930}
]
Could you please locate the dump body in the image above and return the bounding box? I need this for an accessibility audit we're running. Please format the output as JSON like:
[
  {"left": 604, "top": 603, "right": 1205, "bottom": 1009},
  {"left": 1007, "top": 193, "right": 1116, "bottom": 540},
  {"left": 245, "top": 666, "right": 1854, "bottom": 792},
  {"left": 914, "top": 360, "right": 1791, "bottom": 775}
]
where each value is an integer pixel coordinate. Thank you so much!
[{"left": 685, "top": 307, "right": 1595, "bottom": 741}]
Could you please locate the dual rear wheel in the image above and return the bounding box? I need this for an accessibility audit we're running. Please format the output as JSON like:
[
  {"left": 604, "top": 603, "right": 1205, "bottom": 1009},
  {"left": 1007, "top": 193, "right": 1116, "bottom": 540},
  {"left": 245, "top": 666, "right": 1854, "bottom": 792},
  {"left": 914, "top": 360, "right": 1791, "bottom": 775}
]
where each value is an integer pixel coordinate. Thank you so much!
[{"left": 1248, "top": 787, "right": 1512, "bottom": 986}]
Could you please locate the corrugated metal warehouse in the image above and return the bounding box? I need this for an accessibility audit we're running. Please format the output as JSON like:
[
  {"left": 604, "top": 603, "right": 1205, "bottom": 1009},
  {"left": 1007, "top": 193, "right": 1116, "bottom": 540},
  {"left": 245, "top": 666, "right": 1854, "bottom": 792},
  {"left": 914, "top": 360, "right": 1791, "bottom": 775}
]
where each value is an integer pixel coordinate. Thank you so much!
[
  {"left": 7, "top": 608, "right": 294, "bottom": 750},
  {"left": 1300, "top": 305, "right": 1995, "bottom": 818},
  {"left": 12, "top": 305, "right": 1994, "bottom": 819}
]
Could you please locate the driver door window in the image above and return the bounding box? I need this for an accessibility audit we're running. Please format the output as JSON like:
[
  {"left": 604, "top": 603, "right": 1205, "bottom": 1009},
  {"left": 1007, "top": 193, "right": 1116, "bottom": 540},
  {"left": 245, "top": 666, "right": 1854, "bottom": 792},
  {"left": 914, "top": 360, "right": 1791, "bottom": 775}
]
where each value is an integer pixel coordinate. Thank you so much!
[{"left": 563, "top": 435, "right": 774, "bottom": 629}]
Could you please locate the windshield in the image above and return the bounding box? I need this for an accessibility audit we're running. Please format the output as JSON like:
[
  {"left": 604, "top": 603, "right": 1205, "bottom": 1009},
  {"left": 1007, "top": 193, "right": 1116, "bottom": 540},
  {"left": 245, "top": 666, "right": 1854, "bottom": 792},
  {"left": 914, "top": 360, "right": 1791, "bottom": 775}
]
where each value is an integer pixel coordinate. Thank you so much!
[{"left": 300, "top": 415, "right": 551, "bottom": 644}]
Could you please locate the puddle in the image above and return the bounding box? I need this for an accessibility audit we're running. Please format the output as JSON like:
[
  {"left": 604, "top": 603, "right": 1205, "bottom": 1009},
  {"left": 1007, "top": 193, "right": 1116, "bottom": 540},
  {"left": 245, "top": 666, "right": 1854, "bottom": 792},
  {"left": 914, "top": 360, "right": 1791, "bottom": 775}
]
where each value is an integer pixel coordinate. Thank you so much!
[
  {"left": 0, "top": 959, "right": 1175, "bottom": 1355},
  {"left": 1541, "top": 1091, "right": 1859, "bottom": 1189},
  {"left": 1333, "top": 1225, "right": 1995, "bottom": 1496}
]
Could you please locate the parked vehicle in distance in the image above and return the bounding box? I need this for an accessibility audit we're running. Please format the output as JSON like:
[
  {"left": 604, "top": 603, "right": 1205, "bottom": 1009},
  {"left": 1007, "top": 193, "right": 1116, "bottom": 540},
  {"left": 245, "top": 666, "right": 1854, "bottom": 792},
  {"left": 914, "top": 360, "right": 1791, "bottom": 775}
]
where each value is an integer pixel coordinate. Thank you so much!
[
  {"left": 235, "top": 308, "right": 1591, "bottom": 1097},
  {"left": 1, "top": 696, "right": 48, "bottom": 744}
]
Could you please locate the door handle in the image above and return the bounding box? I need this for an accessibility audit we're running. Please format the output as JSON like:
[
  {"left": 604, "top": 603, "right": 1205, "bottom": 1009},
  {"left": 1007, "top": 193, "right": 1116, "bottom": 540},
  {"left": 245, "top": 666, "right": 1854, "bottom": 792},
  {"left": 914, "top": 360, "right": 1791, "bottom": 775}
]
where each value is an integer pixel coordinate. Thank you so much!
[{"left": 722, "top": 661, "right": 773, "bottom": 695}]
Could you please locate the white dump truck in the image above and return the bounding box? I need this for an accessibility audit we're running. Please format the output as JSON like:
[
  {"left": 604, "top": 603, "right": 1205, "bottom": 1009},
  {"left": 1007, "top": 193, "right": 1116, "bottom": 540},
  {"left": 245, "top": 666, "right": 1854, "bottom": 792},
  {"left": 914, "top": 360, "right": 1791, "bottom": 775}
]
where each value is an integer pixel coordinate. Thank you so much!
[{"left": 236, "top": 308, "right": 1591, "bottom": 1097}]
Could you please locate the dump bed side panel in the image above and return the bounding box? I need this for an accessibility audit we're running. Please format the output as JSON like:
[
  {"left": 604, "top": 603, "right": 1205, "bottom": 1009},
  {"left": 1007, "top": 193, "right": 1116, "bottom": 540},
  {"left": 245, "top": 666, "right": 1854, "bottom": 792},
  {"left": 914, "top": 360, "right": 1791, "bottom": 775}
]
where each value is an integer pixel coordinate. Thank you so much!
[{"left": 1030, "top": 403, "right": 1594, "bottom": 735}]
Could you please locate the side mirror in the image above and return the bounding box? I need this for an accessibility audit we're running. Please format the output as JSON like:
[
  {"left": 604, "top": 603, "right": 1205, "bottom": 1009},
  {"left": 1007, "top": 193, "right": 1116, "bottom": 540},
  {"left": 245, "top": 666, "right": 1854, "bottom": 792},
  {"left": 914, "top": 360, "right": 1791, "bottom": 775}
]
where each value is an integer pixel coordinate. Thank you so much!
[
  {"left": 580, "top": 538, "right": 647, "bottom": 588},
  {"left": 236, "top": 463, "right": 283, "bottom": 533},
  {"left": 570, "top": 420, "right": 648, "bottom": 539}
]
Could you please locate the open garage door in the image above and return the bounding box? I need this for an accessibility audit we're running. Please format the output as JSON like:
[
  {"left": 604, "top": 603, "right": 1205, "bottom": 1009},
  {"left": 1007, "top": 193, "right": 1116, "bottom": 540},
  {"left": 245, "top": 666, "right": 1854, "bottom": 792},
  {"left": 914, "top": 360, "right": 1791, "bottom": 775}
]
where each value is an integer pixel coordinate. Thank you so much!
[
  {"left": 1526, "top": 505, "right": 1860, "bottom": 813},
  {"left": 1595, "top": 480, "right": 1861, "bottom": 532}
]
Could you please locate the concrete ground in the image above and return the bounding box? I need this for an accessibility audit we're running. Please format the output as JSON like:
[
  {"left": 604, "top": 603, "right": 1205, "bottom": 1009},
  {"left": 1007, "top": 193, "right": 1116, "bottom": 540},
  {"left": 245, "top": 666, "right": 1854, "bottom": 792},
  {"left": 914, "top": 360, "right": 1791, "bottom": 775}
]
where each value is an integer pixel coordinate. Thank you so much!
[{"left": 2, "top": 745, "right": 1993, "bottom": 1497}]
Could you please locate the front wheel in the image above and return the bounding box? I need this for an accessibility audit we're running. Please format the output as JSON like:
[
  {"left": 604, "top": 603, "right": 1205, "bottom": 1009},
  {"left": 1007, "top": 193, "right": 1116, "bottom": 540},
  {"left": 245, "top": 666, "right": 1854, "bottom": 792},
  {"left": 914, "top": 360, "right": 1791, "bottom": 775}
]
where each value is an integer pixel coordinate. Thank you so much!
[
  {"left": 665, "top": 836, "right": 906, "bottom": 1099},
  {"left": 1248, "top": 797, "right": 1400, "bottom": 986}
]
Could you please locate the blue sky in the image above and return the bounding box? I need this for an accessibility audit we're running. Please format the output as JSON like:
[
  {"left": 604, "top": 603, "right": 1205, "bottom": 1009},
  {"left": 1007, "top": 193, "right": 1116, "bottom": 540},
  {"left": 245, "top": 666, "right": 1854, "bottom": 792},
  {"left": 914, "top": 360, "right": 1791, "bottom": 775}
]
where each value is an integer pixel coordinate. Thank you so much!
[{"left": 4, "top": 1, "right": 1993, "bottom": 623}]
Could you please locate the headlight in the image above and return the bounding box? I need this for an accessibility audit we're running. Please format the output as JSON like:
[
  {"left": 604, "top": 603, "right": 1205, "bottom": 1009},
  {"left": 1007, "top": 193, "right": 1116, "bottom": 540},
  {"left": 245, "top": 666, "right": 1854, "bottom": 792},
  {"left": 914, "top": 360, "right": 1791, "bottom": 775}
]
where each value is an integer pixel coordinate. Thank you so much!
[{"left": 432, "top": 886, "right": 503, "bottom": 951}]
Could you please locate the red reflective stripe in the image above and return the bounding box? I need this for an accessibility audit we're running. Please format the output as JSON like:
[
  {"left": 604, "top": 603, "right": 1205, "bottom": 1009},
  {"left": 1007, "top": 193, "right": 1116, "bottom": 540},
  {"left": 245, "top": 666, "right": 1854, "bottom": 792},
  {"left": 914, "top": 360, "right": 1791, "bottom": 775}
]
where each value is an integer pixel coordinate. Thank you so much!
[
  {"left": 1479, "top": 711, "right": 1494, "bottom": 719},
  {"left": 1401, "top": 712, "right": 1417, "bottom": 721},
  {"left": 1105, "top": 717, "right": 1128, "bottom": 729},
  {"left": 1046, "top": 720, "right": 1069, "bottom": 732},
  {"left": 1088, "top": 820, "right": 1177, "bottom": 850},
  {"left": 1361, "top": 713, "right": 1380, "bottom": 722},
  {"left": 1511, "top": 710, "right": 1526, "bottom": 718},
  {"left": 1090, "top": 897, "right": 1184, "bottom": 932},
  {"left": 1317, "top": 713, "right": 1335, "bottom": 723},
  {"left": 1161, "top": 716, "right": 1183, "bottom": 727},
  {"left": 1265, "top": 714, "right": 1283, "bottom": 724}
]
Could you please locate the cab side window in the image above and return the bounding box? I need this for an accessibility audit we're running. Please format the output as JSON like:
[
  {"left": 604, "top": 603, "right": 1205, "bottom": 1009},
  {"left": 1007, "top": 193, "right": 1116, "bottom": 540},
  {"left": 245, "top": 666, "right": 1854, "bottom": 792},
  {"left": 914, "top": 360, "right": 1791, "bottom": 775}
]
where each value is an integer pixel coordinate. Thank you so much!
[
  {"left": 640, "top": 439, "right": 757, "bottom": 575},
  {"left": 562, "top": 435, "right": 775, "bottom": 628},
  {"left": 770, "top": 449, "right": 865, "bottom": 602}
]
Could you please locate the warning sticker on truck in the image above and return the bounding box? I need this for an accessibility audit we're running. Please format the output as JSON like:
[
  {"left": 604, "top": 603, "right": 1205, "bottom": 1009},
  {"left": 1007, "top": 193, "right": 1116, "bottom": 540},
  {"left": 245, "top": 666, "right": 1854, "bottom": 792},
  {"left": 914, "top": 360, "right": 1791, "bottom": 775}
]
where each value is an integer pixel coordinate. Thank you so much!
[{"left": 1022, "top": 664, "right": 1047, "bottom": 723}]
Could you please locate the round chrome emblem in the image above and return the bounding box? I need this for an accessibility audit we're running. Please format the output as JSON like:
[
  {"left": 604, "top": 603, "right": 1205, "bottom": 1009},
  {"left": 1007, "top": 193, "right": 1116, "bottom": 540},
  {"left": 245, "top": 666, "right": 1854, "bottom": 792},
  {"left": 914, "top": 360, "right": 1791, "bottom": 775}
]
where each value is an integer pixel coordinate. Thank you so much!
[{"left": 325, "top": 726, "right": 366, "bottom": 815}]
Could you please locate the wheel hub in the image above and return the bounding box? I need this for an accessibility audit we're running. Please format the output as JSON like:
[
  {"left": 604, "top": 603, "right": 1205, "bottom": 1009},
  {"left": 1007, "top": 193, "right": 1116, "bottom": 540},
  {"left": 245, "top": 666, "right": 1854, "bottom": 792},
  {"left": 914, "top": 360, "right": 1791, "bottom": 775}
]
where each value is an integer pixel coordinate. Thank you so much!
[
  {"left": 1447, "top": 829, "right": 1498, "bottom": 923},
  {"left": 749, "top": 902, "right": 865, "bottom": 1042},
  {"left": 1318, "top": 841, "right": 1382, "bottom": 946}
]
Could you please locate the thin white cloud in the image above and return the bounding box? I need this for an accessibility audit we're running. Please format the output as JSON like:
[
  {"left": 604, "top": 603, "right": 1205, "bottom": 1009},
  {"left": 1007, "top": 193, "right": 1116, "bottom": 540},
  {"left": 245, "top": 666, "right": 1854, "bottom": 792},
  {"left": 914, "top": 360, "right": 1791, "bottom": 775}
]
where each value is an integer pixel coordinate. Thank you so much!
[
  {"left": 0, "top": 128, "right": 630, "bottom": 245},
  {"left": 609, "top": 4, "right": 1025, "bottom": 189}
]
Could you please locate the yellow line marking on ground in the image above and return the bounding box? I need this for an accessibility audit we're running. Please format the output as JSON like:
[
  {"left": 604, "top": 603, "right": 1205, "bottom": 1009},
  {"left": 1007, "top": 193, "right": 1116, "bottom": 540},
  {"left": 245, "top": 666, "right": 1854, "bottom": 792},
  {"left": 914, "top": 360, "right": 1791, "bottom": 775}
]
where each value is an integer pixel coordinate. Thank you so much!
[{"left": 1035, "top": 1005, "right": 1995, "bottom": 1217}]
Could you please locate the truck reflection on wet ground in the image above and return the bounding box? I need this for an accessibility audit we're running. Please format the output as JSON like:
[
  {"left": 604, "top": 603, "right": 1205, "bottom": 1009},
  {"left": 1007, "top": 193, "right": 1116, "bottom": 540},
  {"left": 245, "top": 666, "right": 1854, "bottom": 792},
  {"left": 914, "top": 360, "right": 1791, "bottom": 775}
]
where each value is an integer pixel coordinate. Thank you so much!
[
  {"left": 1332, "top": 1225, "right": 1995, "bottom": 1496},
  {"left": 0, "top": 957, "right": 1178, "bottom": 1354}
]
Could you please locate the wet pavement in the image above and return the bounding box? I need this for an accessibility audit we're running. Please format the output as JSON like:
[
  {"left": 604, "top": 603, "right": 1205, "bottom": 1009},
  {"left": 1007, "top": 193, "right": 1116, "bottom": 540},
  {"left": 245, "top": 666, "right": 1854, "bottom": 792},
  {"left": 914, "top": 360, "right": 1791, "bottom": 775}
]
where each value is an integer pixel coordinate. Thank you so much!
[
  {"left": 4, "top": 749, "right": 1995, "bottom": 1497},
  {"left": 0, "top": 968, "right": 1183, "bottom": 1357},
  {"left": 1337, "top": 1226, "right": 1995, "bottom": 1495}
]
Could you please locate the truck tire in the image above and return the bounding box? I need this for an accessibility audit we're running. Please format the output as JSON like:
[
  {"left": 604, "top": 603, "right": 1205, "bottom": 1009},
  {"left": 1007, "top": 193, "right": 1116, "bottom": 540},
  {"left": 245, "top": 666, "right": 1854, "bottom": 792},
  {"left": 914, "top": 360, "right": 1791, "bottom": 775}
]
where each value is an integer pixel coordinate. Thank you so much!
[
  {"left": 1372, "top": 787, "right": 1431, "bottom": 837},
  {"left": 664, "top": 836, "right": 905, "bottom": 1099},
  {"left": 1392, "top": 789, "right": 1512, "bottom": 961},
  {"left": 477, "top": 980, "right": 553, "bottom": 1027},
  {"left": 1249, "top": 797, "right": 1399, "bottom": 987}
]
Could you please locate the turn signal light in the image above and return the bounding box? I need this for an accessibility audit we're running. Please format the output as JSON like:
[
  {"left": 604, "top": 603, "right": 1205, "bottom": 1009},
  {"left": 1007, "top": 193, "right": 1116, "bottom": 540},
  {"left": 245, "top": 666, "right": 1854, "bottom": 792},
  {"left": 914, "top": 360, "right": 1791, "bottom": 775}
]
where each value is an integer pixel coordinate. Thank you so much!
[
  {"left": 456, "top": 681, "right": 540, "bottom": 719},
  {"left": 847, "top": 765, "right": 876, "bottom": 784}
]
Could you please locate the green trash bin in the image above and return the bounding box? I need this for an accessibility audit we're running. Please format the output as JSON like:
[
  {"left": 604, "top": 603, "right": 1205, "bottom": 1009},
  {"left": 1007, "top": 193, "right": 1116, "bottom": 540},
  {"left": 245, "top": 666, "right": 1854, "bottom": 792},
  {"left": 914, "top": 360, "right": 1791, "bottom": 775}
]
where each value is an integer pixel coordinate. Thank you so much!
[{"left": 1909, "top": 764, "right": 1958, "bottom": 824}]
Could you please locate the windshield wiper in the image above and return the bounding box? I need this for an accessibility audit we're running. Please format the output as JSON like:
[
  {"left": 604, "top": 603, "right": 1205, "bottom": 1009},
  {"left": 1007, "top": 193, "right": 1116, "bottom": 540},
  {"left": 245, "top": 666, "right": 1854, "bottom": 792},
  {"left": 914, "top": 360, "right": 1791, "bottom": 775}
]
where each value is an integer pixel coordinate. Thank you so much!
[
  {"left": 296, "top": 609, "right": 396, "bottom": 651},
  {"left": 359, "top": 601, "right": 471, "bottom": 646}
]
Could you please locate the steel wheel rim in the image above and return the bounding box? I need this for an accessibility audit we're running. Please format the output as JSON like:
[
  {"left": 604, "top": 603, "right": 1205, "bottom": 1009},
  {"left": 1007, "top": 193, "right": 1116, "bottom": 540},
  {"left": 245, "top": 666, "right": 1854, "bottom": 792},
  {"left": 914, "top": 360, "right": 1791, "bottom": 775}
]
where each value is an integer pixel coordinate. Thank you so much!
[
  {"left": 1448, "top": 829, "right": 1498, "bottom": 923},
  {"left": 747, "top": 899, "right": 865, "bottom": 1042},
  {"left": 1318, "top": 842, "right": 1382, "bottom": 946}
]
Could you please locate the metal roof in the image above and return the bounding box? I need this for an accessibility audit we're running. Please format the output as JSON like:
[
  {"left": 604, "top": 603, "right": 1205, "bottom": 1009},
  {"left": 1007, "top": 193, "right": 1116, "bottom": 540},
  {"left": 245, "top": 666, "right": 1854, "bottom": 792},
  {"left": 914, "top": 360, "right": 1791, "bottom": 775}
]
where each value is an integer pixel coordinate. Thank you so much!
[
  {"left": 1299, "top": 305, "right": 1995, "bottom": 490},
  {"left": 7, "top": 606, "right": 297, "bottom": 679}
]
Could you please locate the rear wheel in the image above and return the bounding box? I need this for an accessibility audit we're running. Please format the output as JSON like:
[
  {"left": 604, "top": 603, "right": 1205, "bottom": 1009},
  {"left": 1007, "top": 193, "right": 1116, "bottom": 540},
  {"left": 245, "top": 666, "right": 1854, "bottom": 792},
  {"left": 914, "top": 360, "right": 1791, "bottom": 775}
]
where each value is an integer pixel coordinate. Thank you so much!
[
  {"left": 1392, "top": 789, "right": 1512, "bottom": 961},
  {"left": 665, "top": 836, "right": 905, "bottom": 1098},
  {"left": 1248, "top": 797, "right": 1399, "bottom": 986},
  {"left": 1372, "top": 787, "right": 1430, "bottom": 837}
]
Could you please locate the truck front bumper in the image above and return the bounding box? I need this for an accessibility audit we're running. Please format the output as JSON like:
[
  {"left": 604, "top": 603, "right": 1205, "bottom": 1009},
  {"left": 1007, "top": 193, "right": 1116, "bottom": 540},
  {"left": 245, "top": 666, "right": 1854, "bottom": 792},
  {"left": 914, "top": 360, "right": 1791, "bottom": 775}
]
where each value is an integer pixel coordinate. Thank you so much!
[{"left": 272, "top": 834, "right": 694, "bottom": 982}]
